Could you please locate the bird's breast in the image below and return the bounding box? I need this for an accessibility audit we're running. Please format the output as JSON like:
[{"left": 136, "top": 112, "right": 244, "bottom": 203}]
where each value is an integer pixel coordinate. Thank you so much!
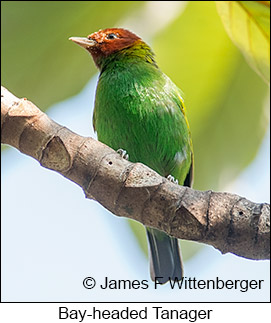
[{"left": 94, "top": 65, "right": 192, "bottom": 181}]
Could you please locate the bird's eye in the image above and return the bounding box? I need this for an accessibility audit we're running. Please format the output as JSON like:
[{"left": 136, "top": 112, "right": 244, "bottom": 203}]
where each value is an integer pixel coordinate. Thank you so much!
[{"left": 106, "top": 33, "right": 118, "bottom": 40}]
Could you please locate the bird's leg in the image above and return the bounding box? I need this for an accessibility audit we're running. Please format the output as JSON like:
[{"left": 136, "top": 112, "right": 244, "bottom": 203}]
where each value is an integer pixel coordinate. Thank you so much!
[
  {"left": 167, "top": 174, "right": 178, "bottom": 185},
  {"left": 117, "top": 148, "right": 129, "bottom": 160}
]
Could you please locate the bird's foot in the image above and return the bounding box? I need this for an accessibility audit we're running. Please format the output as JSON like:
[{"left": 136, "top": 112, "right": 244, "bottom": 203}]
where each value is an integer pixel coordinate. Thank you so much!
[
  {"left": 167, "top": 174, "right": 178, "bottom": 185},
  {"left": 117, "top": 148, "right": 129, "bottom": 160}
]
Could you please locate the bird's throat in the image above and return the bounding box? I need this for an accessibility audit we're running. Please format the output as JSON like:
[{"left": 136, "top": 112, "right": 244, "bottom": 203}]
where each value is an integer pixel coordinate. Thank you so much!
[{"left": 93, "top": 40, "right": 158, "bottom": 71}]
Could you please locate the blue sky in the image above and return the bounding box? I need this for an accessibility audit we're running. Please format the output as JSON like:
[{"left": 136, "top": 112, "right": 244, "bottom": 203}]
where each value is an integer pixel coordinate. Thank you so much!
[
  {"left": 1, "top": 1, "right": 270, "bottom": 302},
  {"left": 2, "top": 76, "right": 270, "bottom": 302}
]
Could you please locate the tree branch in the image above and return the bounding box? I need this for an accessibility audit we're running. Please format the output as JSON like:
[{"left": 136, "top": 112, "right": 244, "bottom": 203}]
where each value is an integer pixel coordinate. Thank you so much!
[{"left": 1, "top": 86, "right": 270, "bottom": 260}]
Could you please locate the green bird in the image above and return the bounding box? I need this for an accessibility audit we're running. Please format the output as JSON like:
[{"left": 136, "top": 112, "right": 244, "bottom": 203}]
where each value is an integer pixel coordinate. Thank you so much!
[{"left": 70, "top": 28, "right": 193, "bottom": 284}]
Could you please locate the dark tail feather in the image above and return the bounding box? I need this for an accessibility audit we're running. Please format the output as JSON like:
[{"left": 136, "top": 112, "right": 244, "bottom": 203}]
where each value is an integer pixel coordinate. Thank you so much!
[{"left": 146, "top": 227, "right": 183, "bottom": 284}]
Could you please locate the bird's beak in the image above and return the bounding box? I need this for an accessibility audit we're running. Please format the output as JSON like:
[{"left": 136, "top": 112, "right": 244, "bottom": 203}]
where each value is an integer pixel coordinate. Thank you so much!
[{"left": 69, "top": 37, "right": 97, "bottom": 49}]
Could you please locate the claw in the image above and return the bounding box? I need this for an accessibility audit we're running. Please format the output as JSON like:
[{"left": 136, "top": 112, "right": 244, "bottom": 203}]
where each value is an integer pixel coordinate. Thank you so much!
[
  {"left": 117, "top": 148, "right": 129, "bottom": 160},
  {"left": 167, "top": 174, "right": 178, "bottom": 185}
]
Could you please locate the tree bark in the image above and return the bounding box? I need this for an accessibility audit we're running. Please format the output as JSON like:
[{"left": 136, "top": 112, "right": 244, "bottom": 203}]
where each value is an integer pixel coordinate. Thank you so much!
[{"left": 1, "top": 86, "right": 270, "bottom": 260}]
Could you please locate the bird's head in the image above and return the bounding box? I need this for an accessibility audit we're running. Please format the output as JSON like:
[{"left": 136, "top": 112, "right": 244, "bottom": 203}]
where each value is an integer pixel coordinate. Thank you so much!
[{"left": 69, "top": 28, "right": 156, "bottom": 69}]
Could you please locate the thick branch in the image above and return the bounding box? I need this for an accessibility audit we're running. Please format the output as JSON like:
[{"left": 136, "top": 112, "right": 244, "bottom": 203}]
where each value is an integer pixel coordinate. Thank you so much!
[{"left": 1, "top": 86, "right": 270, "bottom": 260}]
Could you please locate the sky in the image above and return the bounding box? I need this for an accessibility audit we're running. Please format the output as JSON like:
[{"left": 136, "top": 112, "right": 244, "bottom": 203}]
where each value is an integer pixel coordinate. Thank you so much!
[
  {"left": 2, "top": 75, "right": 270, "bottom": 302},
  {"left": 1, "top": 1, "right": 270, "bottom": 303}
]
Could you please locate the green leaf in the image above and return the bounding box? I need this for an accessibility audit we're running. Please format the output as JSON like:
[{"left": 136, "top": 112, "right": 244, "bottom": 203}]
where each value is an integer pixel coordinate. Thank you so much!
[
  {"left": 216, "top": 1, "right": 270, "bottom": 84},
  {"left": 1, "top": 1, "right": 144, "bottom": 110}
]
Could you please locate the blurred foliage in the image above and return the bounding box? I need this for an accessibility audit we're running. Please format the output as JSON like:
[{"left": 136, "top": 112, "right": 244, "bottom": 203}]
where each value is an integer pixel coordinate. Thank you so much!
[
  {"left": 2, "top": 1, "right": 269, "bottom": 261},
  {"left": 130, "top": 1, "right": 269, "bottom": 259},
  {"left": 153, "top": 1, "right": 268, "bottom": 191},
  {"left": 1, "top": 1, "right": 143, "bottom": 110},
  {"left": 216, "top": 1, "right": 270, "bottom": 84}
]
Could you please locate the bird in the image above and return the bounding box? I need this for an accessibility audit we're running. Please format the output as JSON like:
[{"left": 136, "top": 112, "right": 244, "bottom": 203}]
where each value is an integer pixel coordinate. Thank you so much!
[{"left": 69, "top": 28, "right": 193, "bottom": 284}]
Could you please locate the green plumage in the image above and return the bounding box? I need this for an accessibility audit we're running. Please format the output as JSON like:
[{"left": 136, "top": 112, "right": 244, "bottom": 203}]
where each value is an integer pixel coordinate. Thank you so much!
[
  {"left": 68, "top": 28, "right": 193, "bottom": 283},
  {"left": 94, "top": 43, "right": 192, "bottom": 184},
  {"left": 93, "top": 40, "right": 193, "bottom": 283}
]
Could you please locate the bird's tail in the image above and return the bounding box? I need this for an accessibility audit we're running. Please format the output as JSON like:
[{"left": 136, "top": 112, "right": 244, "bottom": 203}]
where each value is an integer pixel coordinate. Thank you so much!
[{"left": 146, "top": 227, "right": 183, "bottom": 284}]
